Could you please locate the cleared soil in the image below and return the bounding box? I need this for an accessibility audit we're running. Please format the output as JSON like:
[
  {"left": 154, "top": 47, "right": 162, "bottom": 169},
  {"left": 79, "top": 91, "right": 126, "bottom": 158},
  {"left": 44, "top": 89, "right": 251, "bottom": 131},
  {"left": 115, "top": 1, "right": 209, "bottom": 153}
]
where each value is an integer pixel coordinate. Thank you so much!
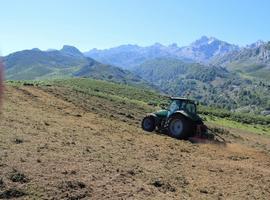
[{"left": 0, "top": 85, "right": 270, "bottom": 199}]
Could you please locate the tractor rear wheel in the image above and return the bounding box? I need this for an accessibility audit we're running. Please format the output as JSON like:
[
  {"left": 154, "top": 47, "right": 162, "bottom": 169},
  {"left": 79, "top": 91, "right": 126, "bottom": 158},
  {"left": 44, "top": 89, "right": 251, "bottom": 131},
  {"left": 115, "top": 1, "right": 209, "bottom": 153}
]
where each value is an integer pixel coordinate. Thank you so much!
[
  {"left": 168, "top": 115, "right": 194, "bottom": 139},
  {"left": 142, "top": 116, "right": 156, "bottom": 132}
]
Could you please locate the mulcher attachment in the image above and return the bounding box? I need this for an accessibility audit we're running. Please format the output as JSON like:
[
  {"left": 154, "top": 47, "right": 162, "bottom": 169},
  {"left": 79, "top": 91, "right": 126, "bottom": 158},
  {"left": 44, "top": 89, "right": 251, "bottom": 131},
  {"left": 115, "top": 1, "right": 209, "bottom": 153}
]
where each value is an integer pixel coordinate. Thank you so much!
[{"left": 188, "top": 125, "right": 226, "bottom": 145}]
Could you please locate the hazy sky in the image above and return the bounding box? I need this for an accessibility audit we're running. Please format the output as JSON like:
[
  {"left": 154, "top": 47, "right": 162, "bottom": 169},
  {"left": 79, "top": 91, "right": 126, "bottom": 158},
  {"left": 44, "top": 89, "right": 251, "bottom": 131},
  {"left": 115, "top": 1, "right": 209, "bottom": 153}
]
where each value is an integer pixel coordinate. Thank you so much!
[{"left": 0, "top": 0, "right": 269, "bottom": 55}]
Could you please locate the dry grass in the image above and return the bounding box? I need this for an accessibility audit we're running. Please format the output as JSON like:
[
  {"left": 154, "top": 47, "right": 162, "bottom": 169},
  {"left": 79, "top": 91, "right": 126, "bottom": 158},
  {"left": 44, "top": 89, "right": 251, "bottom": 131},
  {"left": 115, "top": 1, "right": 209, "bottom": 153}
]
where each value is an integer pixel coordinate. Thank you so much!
[{"left": 0, "top": 85, "right": 269, "bottom": 199}]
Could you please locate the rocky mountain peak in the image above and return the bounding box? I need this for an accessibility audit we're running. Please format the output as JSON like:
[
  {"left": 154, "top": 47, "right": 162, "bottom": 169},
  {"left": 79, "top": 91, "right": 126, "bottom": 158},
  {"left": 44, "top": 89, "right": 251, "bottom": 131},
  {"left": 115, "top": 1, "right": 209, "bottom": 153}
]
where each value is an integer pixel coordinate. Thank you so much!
[{"left": 60, "top": 45, "right": 83, "bottom": 57}]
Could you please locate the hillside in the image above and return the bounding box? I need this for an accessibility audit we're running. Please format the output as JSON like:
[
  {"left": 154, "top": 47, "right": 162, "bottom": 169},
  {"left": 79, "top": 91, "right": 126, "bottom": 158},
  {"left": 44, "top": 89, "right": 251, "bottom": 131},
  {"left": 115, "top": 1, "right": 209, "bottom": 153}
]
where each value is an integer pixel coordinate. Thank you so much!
[
  {"left": 4, "top": 46, "right": 87, "bottom": 80},
  {"left": 3, "top": 46, "right": 151, "bottom": 88},
  {"left": 134, "top": 58, "right": 270, "bottom": 113},
  {"left": 0, "top": 78, "right": 269, "bottom": 199},
  {"left": 211, "top": 41, "right": 270, "bottom": 80}
]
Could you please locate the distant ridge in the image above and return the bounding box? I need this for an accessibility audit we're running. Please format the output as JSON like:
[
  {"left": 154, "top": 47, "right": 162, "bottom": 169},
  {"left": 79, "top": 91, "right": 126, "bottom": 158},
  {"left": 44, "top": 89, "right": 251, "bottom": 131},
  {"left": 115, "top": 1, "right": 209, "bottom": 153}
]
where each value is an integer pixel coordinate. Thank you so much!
[{"left": 3, "top": 46, "right": 153, "bottom": 88}]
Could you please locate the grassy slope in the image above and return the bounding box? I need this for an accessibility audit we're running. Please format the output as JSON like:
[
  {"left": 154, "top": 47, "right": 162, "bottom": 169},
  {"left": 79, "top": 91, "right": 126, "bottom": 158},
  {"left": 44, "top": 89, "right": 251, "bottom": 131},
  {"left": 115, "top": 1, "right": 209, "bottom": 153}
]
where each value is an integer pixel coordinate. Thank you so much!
[
  {"left": 227, "top": 62, "right": 270, "bottom": 80},
  {"left": 7, "top": 78, "right": 270, "bottom": 135}
]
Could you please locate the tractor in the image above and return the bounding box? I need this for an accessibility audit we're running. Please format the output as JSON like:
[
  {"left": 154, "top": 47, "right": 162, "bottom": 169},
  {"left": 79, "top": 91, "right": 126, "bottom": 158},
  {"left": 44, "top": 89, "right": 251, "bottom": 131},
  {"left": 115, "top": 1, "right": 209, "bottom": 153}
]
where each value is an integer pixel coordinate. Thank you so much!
[{"left": 141, "top": 97, "right": 218, "bottom": 141}]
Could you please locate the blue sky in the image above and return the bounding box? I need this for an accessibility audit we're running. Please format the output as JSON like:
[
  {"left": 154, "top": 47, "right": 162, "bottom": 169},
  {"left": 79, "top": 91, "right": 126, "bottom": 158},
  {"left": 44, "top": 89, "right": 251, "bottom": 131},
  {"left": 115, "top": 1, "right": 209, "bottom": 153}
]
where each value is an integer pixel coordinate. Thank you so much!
[{"left": 0, "top": 0, "right": 269, "bottom": 55}]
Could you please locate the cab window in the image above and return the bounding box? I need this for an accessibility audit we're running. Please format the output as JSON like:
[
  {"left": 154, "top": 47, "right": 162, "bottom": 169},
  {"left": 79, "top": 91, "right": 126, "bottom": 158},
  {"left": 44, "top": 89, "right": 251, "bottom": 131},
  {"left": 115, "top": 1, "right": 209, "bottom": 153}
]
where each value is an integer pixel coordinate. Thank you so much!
[{"left": 185, "top": 103, "right": 196, "bottom": 114}]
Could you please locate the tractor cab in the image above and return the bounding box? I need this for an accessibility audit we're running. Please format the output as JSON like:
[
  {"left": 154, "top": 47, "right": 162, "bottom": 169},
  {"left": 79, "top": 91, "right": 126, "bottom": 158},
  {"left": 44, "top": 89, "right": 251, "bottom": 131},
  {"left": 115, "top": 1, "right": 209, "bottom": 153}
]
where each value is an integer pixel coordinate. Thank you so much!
[{"left": 168, "top": 97, "right": 197, "bottom": 116}]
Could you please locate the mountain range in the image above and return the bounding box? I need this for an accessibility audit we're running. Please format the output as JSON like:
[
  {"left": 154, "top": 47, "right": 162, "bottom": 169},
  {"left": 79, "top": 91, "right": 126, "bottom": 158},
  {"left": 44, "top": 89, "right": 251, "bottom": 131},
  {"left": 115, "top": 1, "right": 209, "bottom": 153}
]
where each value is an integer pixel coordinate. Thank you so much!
[
  {"left": 85, "top": 36, "right": 270, "bottom": 81},
  {"left": 2, "top": 36, "right": 270, "bottom": 114},
  {"left": 85, "top": 36, "right": 240, "bottom": 68}
]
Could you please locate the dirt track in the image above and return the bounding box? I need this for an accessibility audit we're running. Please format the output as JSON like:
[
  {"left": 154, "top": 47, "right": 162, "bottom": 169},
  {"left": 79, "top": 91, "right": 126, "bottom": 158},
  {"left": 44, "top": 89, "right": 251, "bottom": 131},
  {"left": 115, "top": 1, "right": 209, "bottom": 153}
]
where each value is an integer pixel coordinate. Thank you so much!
[{"left": 0, "top": 85, "right": 270, "bottom": 199}]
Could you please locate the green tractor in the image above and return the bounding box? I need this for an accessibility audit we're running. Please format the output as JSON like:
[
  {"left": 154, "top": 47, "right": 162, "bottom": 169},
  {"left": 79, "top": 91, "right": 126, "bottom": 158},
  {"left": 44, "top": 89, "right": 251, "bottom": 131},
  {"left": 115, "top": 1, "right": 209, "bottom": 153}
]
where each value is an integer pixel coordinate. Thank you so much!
[{"left": 142, "top": 97, "right": 209, "bottom": 140}]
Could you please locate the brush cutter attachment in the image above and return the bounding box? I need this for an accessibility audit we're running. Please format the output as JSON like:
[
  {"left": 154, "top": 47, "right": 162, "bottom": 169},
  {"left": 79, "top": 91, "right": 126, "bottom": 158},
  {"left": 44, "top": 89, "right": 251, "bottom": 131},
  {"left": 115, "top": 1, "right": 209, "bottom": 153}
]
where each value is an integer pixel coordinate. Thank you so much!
[{"left": 188, "top": 124, "right": 226, "bottom": 145}]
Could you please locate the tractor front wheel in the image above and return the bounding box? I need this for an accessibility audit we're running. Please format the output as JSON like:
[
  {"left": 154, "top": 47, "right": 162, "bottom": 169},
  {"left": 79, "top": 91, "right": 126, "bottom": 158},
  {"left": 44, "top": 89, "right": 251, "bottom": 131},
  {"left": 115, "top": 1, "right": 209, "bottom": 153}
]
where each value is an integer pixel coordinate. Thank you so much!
[
  {"left": 141, "top": 116, "right": 156, "bottom": 132},
  {"left": 168, "top": 115, "right": 194, "bottom": 139}
]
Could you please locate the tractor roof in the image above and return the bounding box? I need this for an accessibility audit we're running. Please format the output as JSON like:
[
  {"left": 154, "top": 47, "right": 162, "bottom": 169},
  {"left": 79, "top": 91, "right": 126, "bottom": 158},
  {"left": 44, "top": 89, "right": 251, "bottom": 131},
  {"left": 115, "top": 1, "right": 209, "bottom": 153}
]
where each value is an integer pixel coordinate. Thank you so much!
[{"left": 170, "top": 97, "right": 195, "bottom": 103}]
